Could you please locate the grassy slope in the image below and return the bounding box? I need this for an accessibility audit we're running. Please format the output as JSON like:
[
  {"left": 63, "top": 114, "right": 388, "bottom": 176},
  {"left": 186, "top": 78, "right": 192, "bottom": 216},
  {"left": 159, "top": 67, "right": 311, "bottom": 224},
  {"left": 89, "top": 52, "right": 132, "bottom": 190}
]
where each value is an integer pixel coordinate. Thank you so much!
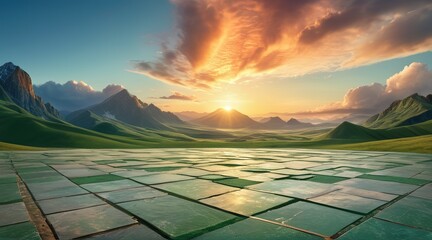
[
  {"left": 364, "top": 95, "right": 432, "bottom": 128},
  {"left": 0, "top": 141, "right": 42, "bottom": 151},
  {"left": 0, "top": 100, "right": 178, "bottom": 148},
  {"left": 324, "top": 135, "right": 432, "bottom": 154},
  {"left": 68, "top": 110, "right": 195, "bottom": 142},
  {"left": 324, "top": 120, "right": 432, "bottom": 141}
]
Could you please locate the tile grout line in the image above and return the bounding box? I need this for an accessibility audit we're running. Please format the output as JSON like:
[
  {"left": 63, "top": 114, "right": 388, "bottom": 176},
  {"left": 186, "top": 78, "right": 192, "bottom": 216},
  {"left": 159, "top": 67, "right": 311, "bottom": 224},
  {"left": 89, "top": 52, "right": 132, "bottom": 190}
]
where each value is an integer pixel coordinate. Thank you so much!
[{"left": 16, "top": 175, "right": 57, "bottom": 240}]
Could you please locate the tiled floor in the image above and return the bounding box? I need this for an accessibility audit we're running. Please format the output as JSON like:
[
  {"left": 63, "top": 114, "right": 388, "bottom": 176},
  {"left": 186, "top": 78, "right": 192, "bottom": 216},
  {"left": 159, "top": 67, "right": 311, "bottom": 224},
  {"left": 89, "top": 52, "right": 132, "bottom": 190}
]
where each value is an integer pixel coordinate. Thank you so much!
[{"left": 0, "top": 148, "right": 431, "bottom": 239}]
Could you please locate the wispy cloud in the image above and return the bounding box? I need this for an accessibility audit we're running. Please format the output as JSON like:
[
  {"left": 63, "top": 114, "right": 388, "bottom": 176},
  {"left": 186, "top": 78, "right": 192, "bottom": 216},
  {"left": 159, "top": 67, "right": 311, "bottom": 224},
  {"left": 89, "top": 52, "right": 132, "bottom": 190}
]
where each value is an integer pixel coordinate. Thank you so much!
[
  {"left": 158, "top": 91, "right": 196, "bottom": 101},
  {"left": 133, "top": 0, "right": 432, "bottom": 89}
]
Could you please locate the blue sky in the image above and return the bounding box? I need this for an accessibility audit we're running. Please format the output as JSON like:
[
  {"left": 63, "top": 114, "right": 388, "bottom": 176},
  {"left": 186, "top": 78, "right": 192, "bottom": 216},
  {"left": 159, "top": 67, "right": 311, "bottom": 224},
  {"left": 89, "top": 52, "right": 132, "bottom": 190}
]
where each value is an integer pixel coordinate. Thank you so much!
[{"left": 1, "top": 0, "right": 431, "bottom": 116}]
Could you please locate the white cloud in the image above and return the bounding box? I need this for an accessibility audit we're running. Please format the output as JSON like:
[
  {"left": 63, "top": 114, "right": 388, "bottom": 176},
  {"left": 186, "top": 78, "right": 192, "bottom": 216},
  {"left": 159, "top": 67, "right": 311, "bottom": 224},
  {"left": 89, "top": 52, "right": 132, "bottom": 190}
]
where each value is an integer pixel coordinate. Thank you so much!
[{"left": 34, "top": 81, "right": 124, "bottom": 112}]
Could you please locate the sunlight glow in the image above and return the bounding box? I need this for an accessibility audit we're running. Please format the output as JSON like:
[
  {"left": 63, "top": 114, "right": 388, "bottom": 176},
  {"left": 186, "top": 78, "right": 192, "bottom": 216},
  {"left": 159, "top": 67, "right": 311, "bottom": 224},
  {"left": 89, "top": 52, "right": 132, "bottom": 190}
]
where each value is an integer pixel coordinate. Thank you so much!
[{"left": 224, "top": 105, "right": 232, "bottom": 111}]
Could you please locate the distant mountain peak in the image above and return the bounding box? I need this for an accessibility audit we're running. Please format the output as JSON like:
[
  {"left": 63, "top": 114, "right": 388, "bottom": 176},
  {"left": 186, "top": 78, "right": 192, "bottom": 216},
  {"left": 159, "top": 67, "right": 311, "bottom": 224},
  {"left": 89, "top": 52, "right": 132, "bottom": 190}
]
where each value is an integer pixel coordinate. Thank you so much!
[
  {"left": 287, "top": 118, "right": 301, "bottom": 124},
  {"left": 193, "top": 108, "right": 258, "bottom": 129}
]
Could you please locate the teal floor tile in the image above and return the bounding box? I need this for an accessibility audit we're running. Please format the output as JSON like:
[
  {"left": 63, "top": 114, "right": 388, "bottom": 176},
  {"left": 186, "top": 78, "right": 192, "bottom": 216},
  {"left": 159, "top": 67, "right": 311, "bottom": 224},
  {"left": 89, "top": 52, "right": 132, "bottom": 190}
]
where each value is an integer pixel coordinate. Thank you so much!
[
  {"left": 119, "top": 195, "right": 237, "bottom": 239},
  {"left": 193, "top": 218, "right": 321, "bottom": 240},
  {"left": 376, "top": 196, "right": 432, "bottom": 231},
  {"left": 257, "top": 201, "right": 362, "bottom": 237},
  {"left": 339, "top": 218, "right": 432, "bottom": 240},
  {"left": 201, "top": 189, "right": 292, "bottom": 216}
]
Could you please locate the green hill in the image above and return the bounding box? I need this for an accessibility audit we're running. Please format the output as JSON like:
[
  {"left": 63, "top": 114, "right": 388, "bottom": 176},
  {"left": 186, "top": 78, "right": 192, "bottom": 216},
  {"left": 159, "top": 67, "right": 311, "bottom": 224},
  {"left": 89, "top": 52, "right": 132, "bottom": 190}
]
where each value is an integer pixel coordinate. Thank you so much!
[
  {"left": 0, "top": 100, "right": 196, "bottom": 148},
  {"left": 325, "top": 120, "right": 432, "bottom": 141},
  {"left": 364, "top": 93, "right": 432, "bottom": 129},
  {"left": 67, "top": 110, "right": 195, "bottom": 142}
]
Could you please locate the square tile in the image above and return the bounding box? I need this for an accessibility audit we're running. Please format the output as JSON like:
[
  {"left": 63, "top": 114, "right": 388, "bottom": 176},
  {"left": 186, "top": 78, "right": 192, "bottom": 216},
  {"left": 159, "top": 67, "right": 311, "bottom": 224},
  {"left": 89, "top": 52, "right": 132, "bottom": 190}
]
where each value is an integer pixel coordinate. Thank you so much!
[
  {"left": 97, "top": 186, "right": 167, "bottom": 203},
  {"left": 249, "top": 179, "right": 333, "bottom": 199},
  {"left": 132, "top": 173, "right": 194, "bottom": 185},
  {"left": 38, "top": 194, "right": 105, "bottom": 214},
  {"left": 339, "top": 218, "right": 432, "bottom": 240},
  {"left": 119, "top": 195, "right": 237, "bottom": 239},
  {"left": 376, "top": 196, "right": 432, "bottom": 231},
  {"left": 201, "top": 189, "right": 292, "bottom": 216},
  {"left": 81, "top": 179, "right": 142, "bottom": 193},
  {"left": 336, "top": 178, "right": 418, "bottom": 195},
  {"left": 0, "top": 202, "right": 29, "bottom": 226},
  {"left": 194, "top": 218, "right": 321, "bottom": 240},
  {"left": 0, "top": 222, "right": 41, "bottom": 240},
  {"left": 47, "top": 204, "right": 136, "bottom": 239},
  {"left": 154, "top": 179, "right": 237, "bottom": 200},
  {"left": 257, "top": 201, "right": 362, "bottom": 237},
  {"left": 80, "top": 224, "right": 166, "bottom": 240},
  {"left": 309, "top": 191, "right": 386, "bottom": 214}
]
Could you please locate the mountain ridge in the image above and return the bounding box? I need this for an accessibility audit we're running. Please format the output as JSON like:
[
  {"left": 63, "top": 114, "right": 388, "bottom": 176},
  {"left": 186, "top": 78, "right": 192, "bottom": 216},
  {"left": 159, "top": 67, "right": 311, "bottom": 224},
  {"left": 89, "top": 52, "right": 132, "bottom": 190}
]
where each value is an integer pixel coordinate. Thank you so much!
[{"left": 0, "top": 62, "right": 60, "bottom": 119}]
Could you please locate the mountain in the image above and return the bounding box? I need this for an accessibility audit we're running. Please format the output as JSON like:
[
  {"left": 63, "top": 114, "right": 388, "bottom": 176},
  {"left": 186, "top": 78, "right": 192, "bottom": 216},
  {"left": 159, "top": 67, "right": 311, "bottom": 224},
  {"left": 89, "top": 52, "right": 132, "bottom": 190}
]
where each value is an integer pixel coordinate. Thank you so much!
[
  {"left": 260, "top": 116, "right": 287, "bottom": 129},
  {"left": 67, "top": 89, "right": 184, "bottom": 130},
  {"left": 286, "top": 118, "right": 314, "bottom": 129},
  {"left": 0, "top": 98, "right": 155, "bottom": 148},
  {"left": 364, "top": 93, "right": 432, "bottom": 129},
  {"left": 325, "top": 120, "right": 432, "bottom": 141},
  {"left": 175, "top": 111, "right": 208, "bottom": 121},
  {"left": 192, "top": 108, "right": 259, "bottom": 129},
  {"left": 0, "top": 62, "right": 59, "bottom": 119}
]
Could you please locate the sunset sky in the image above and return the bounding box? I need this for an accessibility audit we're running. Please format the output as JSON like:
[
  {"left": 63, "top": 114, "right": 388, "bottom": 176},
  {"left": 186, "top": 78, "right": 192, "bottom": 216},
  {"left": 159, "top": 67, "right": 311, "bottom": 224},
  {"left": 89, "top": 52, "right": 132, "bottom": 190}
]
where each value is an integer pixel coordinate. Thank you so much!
[{"left": 1, "top": 0, "right": 432, "bottom": 120}]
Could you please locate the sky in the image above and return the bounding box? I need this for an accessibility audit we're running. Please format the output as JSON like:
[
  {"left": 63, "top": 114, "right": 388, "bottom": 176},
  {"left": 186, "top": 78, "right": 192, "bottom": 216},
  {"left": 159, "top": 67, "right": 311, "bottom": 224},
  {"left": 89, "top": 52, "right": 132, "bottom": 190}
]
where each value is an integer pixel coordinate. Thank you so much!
[{"left": 1, "top": 0, "right": 432, "bottom": 120}]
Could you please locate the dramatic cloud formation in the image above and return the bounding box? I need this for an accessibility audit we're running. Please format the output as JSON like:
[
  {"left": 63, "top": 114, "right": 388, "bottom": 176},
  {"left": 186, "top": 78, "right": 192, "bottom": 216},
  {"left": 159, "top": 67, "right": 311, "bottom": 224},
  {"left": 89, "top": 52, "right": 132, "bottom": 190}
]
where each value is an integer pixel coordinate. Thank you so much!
[
  {"left": 158, "top": 91, "right": 196, "bottom": 101},
  {"left": 134, "top": 0, "right": 432, "bottom": 88},
  {"left": 34, "top": 81, "right": 124, "bottom": 112},
  {"left": 320, "top": 62, "right": 432, "bottom": 114}
]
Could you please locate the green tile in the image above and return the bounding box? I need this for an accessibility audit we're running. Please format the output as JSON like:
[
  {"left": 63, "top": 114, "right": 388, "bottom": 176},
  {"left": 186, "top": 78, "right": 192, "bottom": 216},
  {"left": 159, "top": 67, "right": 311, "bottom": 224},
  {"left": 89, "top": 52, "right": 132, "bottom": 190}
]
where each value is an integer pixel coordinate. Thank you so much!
[
  {"left": 57, "top": 168, "right": 106, "bottom": 178},
  {"left": 0, "top": 202, "right": 29, "bottom": 226},
  {"left": 249, "top": 180, "right": 333, "bottom": 199},
  {"left": 143, "top": 166, "right": 183, "bottom": 172},
  {"left": 410, "top": 183, "right": 432, "bottom": 200},
  {"left": 0, "top": 176, "right": 17, "bottom": 184},
  {"left": 0, "top": 183, "right": 21, "bottom": 204},
  {"left": 81, "top": 179, "right": 143, "bottom": 193},
  {"left": 47, "top": 204, "right": 136, "bottom": 239},
  {"left": 376, "top": 196, "right": 432, "bottom": 231},
  {"left": 155, "top": 179, "right": 237, "bottom": 200},
  {"left": 0, "top": 222, "right": 41, "bottom": 240},
  {"left": 358, "top": 174, "right": 430, "bottom": 186},
  {"left": 27, "top": 180, "right": 88, "bottom": 200},
  {"left": 80, "top": 224, "right": 166, "bottom": 240},
  {"left": 97, "top": 186, "right": 167, "bottom": 203},
  {"left": 71, "top": 174, "right": 125, "bottom": 185},
  {"left": 119, "top": 195, "right": 237, "bottom": 239},
  {"left": 339, "top": 218, "right": 432, "bottom": 240},
  {"left": 199, "top": 174, "right": 232, "bottom": 180},
  {"left": 194, "top": 218, "right": 321, "bottom": 240},
  {"left": 132, "top": 173, "right": 193, "bottom": 185},
  {"left": 308, "top": 175, "right": 349, "bottom": 183},
  {"left": 201, "top": 189, "right": 292, "bottom": 216},
  {"left": 38, "top": 194, "right": 105, "bottom": 214},
  {"left": 336, "top": 178, "right": 418, "bottom": 195},
  {"left": 257, "top": 201, "right": 362, "bottom": 237},
  {"left": 214, "top": 178, "right": 261, "bottom": 188},
  {"left": 310, "top": 191, "right": 386, "bottom": 214}
]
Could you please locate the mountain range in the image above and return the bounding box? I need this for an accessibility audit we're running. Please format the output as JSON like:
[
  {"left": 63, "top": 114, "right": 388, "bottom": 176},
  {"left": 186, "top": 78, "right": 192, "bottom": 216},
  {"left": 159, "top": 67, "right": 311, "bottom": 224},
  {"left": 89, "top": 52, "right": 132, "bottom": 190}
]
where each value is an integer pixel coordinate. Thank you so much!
[
  {"left": 0, "top": 61, "right": 431, "bottom": 151},
  {"left": 67, "top": 89, "right": 184, "bottom": 131}
]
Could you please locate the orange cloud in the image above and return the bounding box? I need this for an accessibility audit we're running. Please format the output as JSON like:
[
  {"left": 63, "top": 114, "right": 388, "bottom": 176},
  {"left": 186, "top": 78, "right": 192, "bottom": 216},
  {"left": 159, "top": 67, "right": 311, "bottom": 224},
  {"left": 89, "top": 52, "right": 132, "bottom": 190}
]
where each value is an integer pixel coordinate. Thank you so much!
[
  {"left": 158, "top": 91, "right": 196, "bottom": 101},
  {"left": 134, "top": 0, "right": 432, "bottom": 89}
]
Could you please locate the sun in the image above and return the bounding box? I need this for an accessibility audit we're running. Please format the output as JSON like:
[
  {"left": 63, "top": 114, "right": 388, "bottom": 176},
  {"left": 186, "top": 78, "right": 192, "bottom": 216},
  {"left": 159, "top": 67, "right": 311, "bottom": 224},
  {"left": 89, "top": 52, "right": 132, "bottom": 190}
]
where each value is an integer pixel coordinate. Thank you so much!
[{"left": 223, "top": 105, "right": 232, "bottom": 111}]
